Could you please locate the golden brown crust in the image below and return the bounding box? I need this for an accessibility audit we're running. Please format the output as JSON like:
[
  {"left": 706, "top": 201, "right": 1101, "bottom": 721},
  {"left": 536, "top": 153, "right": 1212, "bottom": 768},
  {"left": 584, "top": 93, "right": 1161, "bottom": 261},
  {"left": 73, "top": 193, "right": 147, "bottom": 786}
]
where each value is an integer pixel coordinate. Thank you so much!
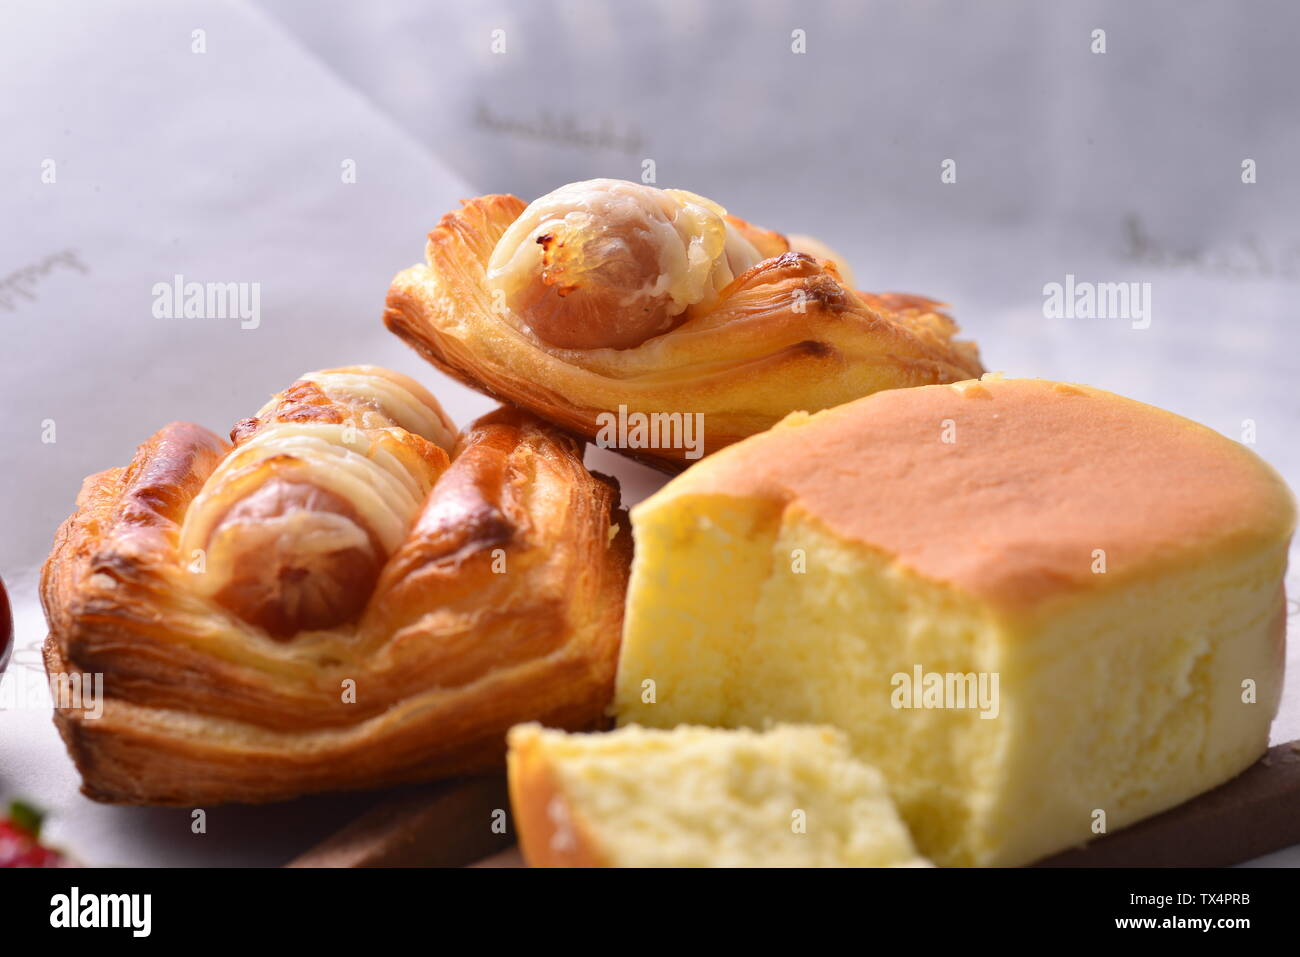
[
  {"left": 41, "top": 383, "right": 631, "bottom": 805},
  {"left": 648, "top": 376, "right": 1297, "bottom": 614},
  {"left": 507, "top": 727, "right": 608, "bottom": 867},
  {"left": 384, "top": 192, "right": 984, "bottom": 471}
]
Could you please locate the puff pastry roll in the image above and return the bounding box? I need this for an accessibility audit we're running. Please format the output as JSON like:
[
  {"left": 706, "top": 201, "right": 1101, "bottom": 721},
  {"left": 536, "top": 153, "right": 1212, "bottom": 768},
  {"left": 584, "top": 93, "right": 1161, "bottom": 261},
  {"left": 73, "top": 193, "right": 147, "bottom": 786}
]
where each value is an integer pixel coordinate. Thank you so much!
[
  {"left": 41, "top": 366, "right": 631, "bottom": 805},
  {"left": 385, "top": 178, "right": 984, "bottom": 470}
]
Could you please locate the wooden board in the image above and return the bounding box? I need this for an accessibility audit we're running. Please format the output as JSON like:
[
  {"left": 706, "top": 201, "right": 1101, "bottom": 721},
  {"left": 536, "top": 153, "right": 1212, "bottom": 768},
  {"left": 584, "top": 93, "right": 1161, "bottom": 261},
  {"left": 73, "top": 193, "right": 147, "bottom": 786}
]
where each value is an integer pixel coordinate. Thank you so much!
[{"left": 287, "top": 741, "right": 1300, "bottom": 867}]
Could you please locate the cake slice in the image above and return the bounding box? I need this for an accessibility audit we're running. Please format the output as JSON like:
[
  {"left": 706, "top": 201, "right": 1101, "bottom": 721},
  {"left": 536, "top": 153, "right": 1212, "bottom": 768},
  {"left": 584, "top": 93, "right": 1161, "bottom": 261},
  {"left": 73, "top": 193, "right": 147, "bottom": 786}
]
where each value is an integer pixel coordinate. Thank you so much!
[
  {"left": 614, "top": 375, "right": 1295, "bottom": 866},
  {"left": 506, "top": 723, "right": 930, "bottom": 867}
]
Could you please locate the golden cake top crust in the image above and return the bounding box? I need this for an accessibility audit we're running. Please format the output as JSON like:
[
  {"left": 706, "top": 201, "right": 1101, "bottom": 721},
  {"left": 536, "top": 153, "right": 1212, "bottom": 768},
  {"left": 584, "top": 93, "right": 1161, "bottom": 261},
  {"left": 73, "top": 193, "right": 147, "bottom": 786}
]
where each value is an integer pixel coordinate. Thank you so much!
[{"left": 647, "top": 376, "right": 1296, "bottom": 613}]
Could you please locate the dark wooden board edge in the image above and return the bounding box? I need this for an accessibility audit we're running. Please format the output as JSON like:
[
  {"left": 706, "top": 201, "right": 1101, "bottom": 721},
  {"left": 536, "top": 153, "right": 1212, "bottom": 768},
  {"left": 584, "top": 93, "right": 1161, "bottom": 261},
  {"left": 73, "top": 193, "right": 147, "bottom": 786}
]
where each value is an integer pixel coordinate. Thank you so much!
[
  {"left": 286, "top": 741, "right": 1300, "bottom": 868},
  {"left": 1036, "top": 740, "right": 1300, "bottom": 867},
  {"left": 285, "top": 775, "right": 510, "bottom": 868}
]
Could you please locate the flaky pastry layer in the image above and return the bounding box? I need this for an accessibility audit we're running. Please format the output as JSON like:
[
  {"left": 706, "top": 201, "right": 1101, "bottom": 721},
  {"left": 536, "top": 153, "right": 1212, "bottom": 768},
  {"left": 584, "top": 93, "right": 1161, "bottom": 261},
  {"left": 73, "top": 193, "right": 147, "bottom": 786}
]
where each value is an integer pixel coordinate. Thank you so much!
[
  {"left": 41, "top": 372, "right": 631, "bottom": 804},
  {"left": 384, "top": 191, "right": 984, "bottom": 470}
]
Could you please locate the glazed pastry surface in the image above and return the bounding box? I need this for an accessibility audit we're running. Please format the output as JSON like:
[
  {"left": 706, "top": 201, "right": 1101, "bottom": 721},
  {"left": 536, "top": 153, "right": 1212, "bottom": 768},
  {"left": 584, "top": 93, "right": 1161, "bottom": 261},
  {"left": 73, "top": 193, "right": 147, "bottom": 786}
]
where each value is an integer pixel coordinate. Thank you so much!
[
  {"left": 385, "top": 178, "right": 984, "bottom": 470},
  {"left": 41, "top": 366, "right": 631, "bottom": 805}
]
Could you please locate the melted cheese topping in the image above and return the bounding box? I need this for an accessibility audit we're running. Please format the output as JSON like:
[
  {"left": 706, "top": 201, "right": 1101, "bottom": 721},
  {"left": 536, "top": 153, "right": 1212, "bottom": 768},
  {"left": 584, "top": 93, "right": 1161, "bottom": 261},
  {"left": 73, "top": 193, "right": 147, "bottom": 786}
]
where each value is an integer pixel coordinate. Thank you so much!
[
  {"left": 296, "top": 369, "right": 456, "bottom": 452},
  {"left": 180, "top": 423, "right": 431, "bottom": 561},
  {"left": 486, "top": 178, "right": 762, "bottom": 321},
  {"left": 177, "top": 368, "right": 455, "bottom": 624}
]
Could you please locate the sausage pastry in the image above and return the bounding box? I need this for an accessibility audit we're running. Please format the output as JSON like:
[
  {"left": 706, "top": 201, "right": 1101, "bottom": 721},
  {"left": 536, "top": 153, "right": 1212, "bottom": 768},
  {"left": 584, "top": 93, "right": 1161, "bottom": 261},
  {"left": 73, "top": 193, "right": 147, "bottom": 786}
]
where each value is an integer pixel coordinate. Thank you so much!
[
  {"left": 41, "top": 366, "right": 631, "bottom": 804},
  {"left": 385, "top": 178, "right": 984, "bottom": 470}
]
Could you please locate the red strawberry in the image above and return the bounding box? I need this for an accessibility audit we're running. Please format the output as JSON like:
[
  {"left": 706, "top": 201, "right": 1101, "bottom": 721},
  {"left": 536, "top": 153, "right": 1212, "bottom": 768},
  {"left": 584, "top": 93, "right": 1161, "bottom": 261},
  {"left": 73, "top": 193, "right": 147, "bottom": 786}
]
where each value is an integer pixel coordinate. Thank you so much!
[
  {"left": 0, "top": 802, "right": 67, "bottom": 868},
  {"left": 0, "top": 576, "right": 11, "bottom": 675}
]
